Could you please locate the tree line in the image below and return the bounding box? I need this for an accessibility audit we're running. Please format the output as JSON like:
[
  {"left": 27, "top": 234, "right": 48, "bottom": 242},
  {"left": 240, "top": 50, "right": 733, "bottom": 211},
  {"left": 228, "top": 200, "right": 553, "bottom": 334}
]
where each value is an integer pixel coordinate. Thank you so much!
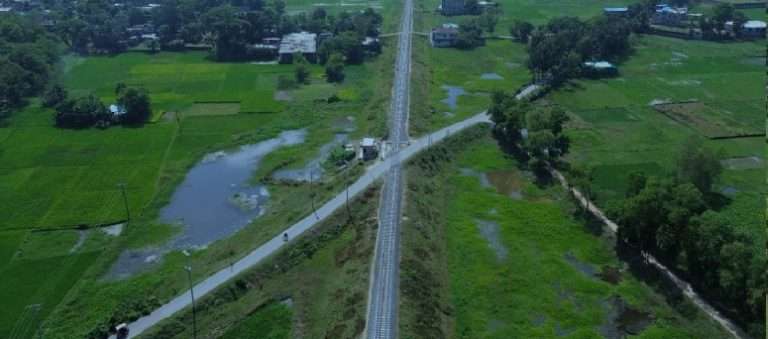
[
  {"left": 0, "top": 15, "right": 60, "bottom": 121},
  {"left": 566, "top": 138, "right": 766, "bottom": 338},
  {"left": 49, "top": 0, "right": 382, "bottom": 62},
  {"left": 488, "top": 91, "right": 569, "bottom": 178},
  {"left": 46, "top": 83, "right": 152, "bottom": 128}
]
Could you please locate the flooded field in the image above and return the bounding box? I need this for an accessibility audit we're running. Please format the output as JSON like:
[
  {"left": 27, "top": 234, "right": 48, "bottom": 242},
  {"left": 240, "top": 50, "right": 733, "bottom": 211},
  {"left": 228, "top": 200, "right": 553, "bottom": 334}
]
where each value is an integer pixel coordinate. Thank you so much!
[
  {"left": 441, "top": 85, "right": 465, "bottom": 110},
  {"left": 106, "top": 130, "right": 306, "bottom": 279},
  {"left": 272, "top": 133, "right": 348, "bottom": 182}
]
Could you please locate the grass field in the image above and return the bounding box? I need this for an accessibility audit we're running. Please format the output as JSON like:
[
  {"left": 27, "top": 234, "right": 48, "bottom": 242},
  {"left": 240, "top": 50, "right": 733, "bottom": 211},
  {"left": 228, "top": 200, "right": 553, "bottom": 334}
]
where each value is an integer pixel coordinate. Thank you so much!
[
  {"left": 399, "top": 126, "right": 732, "bottom": 338},
  {"left": 220, "top": 302, "right": 293, "bottom": 339}
]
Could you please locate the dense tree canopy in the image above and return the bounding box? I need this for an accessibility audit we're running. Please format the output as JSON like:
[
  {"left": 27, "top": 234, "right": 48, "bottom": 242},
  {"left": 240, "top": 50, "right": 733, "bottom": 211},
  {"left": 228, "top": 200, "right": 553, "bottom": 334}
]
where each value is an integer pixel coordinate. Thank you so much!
[{"left": 0, "top": 14, "right": 59, "bottom": 119}]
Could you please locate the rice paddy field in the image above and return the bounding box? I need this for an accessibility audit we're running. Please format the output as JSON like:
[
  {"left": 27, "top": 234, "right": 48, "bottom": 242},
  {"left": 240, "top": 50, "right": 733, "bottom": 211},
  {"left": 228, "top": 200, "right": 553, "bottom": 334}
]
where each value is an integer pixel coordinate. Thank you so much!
[
  {"left": 551, "top": 35, "right": 766, "bottom": 242},
  {"left": 399, "top": 126, "right": 732, "bottom": 338},
  {"left": 0, "top": 1, "right": 400, "bottom": 336}
]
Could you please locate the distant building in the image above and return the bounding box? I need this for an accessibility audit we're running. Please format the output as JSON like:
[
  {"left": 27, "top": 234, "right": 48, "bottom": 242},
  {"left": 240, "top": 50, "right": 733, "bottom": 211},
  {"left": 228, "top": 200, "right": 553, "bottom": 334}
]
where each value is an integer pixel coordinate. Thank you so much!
[
  {"left": 430, "top": 23, "right": 459, "bottom": 47},
  {"left": 440, "top": 0, "right": 464, "bottom": 16},
  {"left": 740, "top": 20, "right": 766, "bottom": 38},
  {"left": 651, "top": 4, "right": 688, "bottom": 26},
  {"left": 278, "top": 32, "right": 317, "bottom": 64},
  {"left": 359, "top": 138, "right": 379, "bottom": 161},
  {"left": 603, "top": 7, "right": 628, "bottom": 17},
  {"left": 109, "top": 104, "right": 127, "bottom": 118},
  {"left": 583, "top": 61, "right": 618, "bottom": 78},
  {"left": 362, "top": 36, "right": 381, "bottom": 52}
]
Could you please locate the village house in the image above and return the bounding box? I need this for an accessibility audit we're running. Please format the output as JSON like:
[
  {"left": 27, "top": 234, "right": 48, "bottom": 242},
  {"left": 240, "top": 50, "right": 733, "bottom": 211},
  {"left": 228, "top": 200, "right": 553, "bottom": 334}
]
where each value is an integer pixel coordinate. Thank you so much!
[
  {"left": 440, "top": 0, "right": 464, "bottom": 16},
  {"left": 278, "top": 32, "right": 317, "bottom": 64},
  {"left": 359, "top": 138, "right": 379, "bottom": 161},
  {"left": 583, "top": 61, "right": 618, "bottom": 78},
  {"left": 430, "top": 23, "right": 459, "bottom": 47},
  {"left": 602, "top": 7, "right": 628, "bottom": 17},
  {"left": 651, "top": 4, "right": 688, "bottom": 27},
  {"left": 726, "top": 20, "right": 766, "bottom": 38}
]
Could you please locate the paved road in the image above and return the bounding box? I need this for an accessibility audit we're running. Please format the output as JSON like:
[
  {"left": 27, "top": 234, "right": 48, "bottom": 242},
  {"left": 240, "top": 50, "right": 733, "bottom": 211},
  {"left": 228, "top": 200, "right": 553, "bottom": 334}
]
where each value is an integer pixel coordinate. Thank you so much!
[
  {"left": 111, "top": 110, "right": 489, "bottom": 338},
  {"left": 364, "top": 0, "right": 414, "bottom": 337}
]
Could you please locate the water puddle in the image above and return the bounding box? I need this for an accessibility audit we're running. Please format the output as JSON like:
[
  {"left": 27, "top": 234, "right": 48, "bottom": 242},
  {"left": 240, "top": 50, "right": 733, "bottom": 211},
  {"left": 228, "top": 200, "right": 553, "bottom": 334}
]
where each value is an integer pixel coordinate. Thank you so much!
[
  {"left": 274, "top": 90, "right": 293, "bottom": 102},
  {"left": 459, "top": 168, "right": 491, "bottom": 188},
  {"left": 481, "top": 72, "right": 504, "bottom": 80},
  {"left": 273, "top": 134, "right": 348, "bottom": 182},
  {"left": 69, "top": 230, "right": 87, "bottom": 254},
  {"left": 599, "top": 296, "right": 653, "bottom": 338},
  {"left": 721, "top": 186, "right": 739, "bottom": 196},
  {"left": 721, "top": 156, "right": 763, "bottom": 170},
  {"left": 106, "top": 130, "right": 306, "bottom": 279},
  {"left": 486, "top": 170, "right": 523, "bottom": 199},
  {"left": 100, "top": 223, "right": 124, "bottom": 237},
  {"left": 564, "top": 251, "right": 598, "bottom": 277},
  {"left": 440, "top": 85, "right": 465, "bottom": 110},
  {"left": 476, "top": 219, "right": 508, "bottom": 261}
]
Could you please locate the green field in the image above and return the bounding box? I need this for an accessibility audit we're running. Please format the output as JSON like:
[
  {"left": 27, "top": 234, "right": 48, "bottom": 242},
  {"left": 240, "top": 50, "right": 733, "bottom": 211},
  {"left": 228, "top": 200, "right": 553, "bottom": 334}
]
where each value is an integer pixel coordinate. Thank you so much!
[
  {"left": 139, "top": 185, "right": 379, "bottom": 339},
  {"left": 551, "top": 35, "right": 765, "bottom": 241},
  {"left": 1, "top": 8, "right": 399, "bottom": 336},
  {"left": 399, "top": 127, "right": 732, "bottom": 338}
]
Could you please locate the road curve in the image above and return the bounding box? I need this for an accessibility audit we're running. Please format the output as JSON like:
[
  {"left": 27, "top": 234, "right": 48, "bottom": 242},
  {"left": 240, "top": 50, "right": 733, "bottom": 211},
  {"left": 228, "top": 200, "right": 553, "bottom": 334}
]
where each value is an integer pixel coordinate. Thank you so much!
[{"left": 111, "top": 111, "right": 489, "bottom": 338}]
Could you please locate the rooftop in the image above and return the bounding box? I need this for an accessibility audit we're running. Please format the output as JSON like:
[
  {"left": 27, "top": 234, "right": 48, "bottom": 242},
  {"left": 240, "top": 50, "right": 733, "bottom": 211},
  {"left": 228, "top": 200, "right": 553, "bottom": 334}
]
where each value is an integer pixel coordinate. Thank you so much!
[
  {"left": 584, "top": 61, "right": 615, "bottom": 69},
  {"left": 603, "top": 7, "right": 628, "bottom": 12},
  {"left": 744, "top": 20, "right": 767, "bottom": 29},
  {"left": 279, "top": 32, "right": 317, "bottom": 54}
]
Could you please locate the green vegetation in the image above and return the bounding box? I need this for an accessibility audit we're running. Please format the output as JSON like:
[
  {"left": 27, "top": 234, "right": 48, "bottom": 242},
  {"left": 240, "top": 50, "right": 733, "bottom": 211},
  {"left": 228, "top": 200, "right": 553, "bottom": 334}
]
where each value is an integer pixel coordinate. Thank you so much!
[
  {"left": 400, "top": 125, "right": 731, "bottom": 338},
  {"left": 140, "top": 186, "right": 379, "bottom": 339},
  {"left": 221, "top": 302, "right": 292, "bottom": 339},
  {"left": 0, "top": 2, "right": 400, "bottom": 334}
]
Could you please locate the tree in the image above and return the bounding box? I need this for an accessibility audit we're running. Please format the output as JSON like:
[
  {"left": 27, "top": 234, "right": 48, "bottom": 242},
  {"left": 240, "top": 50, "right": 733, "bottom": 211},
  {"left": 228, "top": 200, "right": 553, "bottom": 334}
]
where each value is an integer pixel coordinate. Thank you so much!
[
  {"left": 464, "top": 0, "right": 480, "bottom": 15},
  {"left": 718, "top": 241, "right": 751, "bottom": 303},
  {"left": 676, "top": 137, "right": 723, "bottom": 194},
  {"left": 685, "top": 211, "right": 732, "bottom": 288},
  {"left": 625, "top": 171, "right": 647, "bottom": 197},
  {"left": 455, "top": 19, "right": 484, "bottom": 49},
  {"left": 488, "top": 91, "right": 527, "bottom": 143},
  {"left": 54, "top": 94, "right": 109, "bottom": 128},
  {"left": 479, "top": 9, "right": 499, "bottom": 33},
  {"left": 43, "top": 84, "right": 68, "bottom": 108},
  {"left": 118, "top": 88, "right": 152, "bottom": 124},
  {"left": 148, "top": 39, "right": 160, "bottom": 53},
  {"left": 294, "top": 54, "right": 310, "bottom": 84},
  {"left": 325, "top": 53, "right": 345, "bottom": 83},
  {"left": 510, "top": 20, "right": 534, "bottom": 43},
  {"left": 711, "top": 3, "right": 735, "bottom": 30}
]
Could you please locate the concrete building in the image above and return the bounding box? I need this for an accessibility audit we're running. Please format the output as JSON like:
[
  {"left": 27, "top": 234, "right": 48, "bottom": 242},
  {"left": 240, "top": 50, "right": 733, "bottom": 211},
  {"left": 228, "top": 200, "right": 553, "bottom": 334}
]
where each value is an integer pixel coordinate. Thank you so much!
[
  {"left": 430, "top": 23, "right": 459, "bottom": 47},
  {"left": 440, "top": 0, "right": 464, "bottom": 16},
  {"left": 583, "top": 61, "right": 618, "bottom": 78},
  {"left": 651, "top": 5, "right": 688, "bottom": 26},
  {"left": 739, "top": 20, "right": 766, "bottom": 38},
  {"left": 359, "top": 138, "right": 379, "bottom": 161},
  {"left": 278, "top": 32, "right": 317, "bottom": 64},
  {"left": 603, "top": 7, "right": 628, "bottom": 17}
]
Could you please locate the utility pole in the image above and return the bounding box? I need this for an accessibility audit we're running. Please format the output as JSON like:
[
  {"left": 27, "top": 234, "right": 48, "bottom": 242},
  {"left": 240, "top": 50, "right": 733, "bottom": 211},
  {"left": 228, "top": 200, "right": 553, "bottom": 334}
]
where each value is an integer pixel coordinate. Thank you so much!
[
  {"left": 310, "top": 170, "right": 319, "bottom": 220},
  {"left": 117, "top": 183, "right": 130, "bottom": 221},
  {"left": 183, "top": 252, "right": 198, "bottom": 339}
]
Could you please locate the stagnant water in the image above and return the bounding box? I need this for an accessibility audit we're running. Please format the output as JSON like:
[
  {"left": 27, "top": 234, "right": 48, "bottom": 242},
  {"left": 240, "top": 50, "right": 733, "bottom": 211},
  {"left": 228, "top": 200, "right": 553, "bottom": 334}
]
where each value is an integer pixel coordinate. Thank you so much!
[
  {"left": 272, "top": 133, "right": 348, "bottom": 182},
  {"left": 105, "top": 130, "right": 306, "bottom": 280}
]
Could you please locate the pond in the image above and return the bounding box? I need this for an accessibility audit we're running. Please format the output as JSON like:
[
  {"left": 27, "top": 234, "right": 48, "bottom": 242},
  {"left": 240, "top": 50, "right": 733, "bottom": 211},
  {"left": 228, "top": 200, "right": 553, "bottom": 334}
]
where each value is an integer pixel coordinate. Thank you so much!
[
  {"left": 105, "top": 129, "right": 306, "bottom": 279},
  {"left": 441, "top": 85, "right": 466, "bottom": 110},
  {"left": 272, "top": 133, "right": 348, "bottom": 182}
]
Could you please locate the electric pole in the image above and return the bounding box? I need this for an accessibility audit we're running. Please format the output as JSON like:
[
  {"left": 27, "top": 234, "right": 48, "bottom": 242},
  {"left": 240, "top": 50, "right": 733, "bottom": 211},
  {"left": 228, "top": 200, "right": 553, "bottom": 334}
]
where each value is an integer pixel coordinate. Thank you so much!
[
  {"left": 184, "top": 262, "right": 197, "bottom": 339},
  {"left": 117, "top": 183, "right": 130, "bottom": 221}
]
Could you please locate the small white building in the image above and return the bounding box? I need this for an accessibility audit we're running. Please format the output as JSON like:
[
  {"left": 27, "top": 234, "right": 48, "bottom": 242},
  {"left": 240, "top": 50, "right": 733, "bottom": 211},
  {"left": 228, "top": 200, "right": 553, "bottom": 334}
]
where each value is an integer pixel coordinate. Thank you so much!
[
  {"left": 109, "top": 104, "right": 127, "bottom": 117},
  {"left": 729, "top": 20, "right": 767, "bottom": 38},
  {"left": 278, "top": 32, "right": 318, "bottom": 64},
  {"left": 359, "top": 138, "right": 379, "bottom": 161}
]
